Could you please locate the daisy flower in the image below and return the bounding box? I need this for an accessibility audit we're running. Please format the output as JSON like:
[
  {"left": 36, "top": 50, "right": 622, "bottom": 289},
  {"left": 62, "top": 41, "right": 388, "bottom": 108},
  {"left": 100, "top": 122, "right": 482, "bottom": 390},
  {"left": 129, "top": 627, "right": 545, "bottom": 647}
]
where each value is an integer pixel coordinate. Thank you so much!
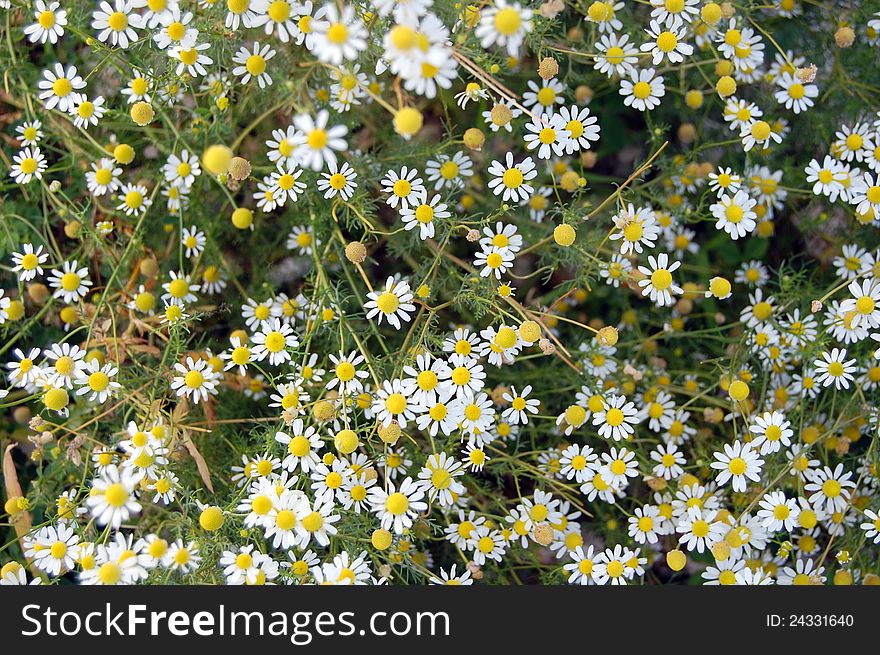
[
  {"left": 418, "top": 452, "right": 465, "bottom": 507},
  {"left": 814, "top": 348, "right": 857, "bottom": 390},
  {"left": 252, "top": 318, "right": 300, "bottom": 365},
  {"left": 48, "top": 260, "right": 92, "bottom": 304},
  {"left": 474, "top": 245, "right": 515, "bottom": 279},
  {"left": 16, "top": 120, "right": 44, "bottom": 146},
  {"left": 368, "top": 476, "right": 427, "bottom": 535},
  {"left": 650, "top": 442, "right": 686, "bottom": 480},
  {"left": 11, "top": 243, "right": 48, "bottom": 282},
  {"left": 171, "top": 356, "right": 220, "bottom": 404},
  {"left": 592, "top": 394, "right": 640, "bottom": 441},
  {"left": 710, "top": 440, "right": 764, "bottom": 492},
  {"left": 849, "top": 172, "right": 880, "bottom": 217},
  {"left": 85, "top": 465, "right": 141, "bottom": 529},
  {"left": 310, "top": 2, "right": 368, "bottom": 64},
  {"left": 316, "top": 161, "right": 357, "bottom": 200},
  {"left": 637, "top": 252, "right": 683, "bottom": 307},
  {"left": 522, "top": 77, "right": 565, "bottom": 112},
  {"left": 594, "top": 32, "right": 638, "bottom": 77},
  {"left": 74, "top": 359, "right": 121, "bottom": 404},
  {"left": 86, "top": 158, "right": 121, "bottom": 196},
  {"left": 365, "top": 276, "right": 416, "bottom": 330},
  {"left": 153, "top": 7, "right": 198, "bottom": 51},
  {"left": 372, "top": 378, "right": 421, "bottom": 428},
  {"left": 487, "top": 153, "right": 537, "bottom": 203},
  {"left": 162, "top": 271, "right": 200, "bottom": 304},
  {"left": 556, "top": 105, "right": 600, "bottom": 153},
  {"left": 757, "top": 491, "right": 800, "bottom": 533},
  {"left": 292, "top": 110, "right": 348, "bottom": 171},
  {"left": 592, "top": 545, "right": 636, "bottom": 584},
  {"left": 749, "top": 410, "right": 793, "bottom": 455},
  {"left": 474, "top": 0, "right": 533, "bottom": 57},
  {"left": 805, "top": 464, "right": 856, "bottom": 514},
  {"left": 163, "top": 150, "right": 201, "bottom": 189},
  {"left": 9, "top": 147, "right": 47, "bottom": 185},
  {"left": 501, "top": 385, "right": 540, "bottom": 424},
  {"left": 774, "top": 72, "right": 817, "bottom": 113},
  {"left": 740, "top": 120, "right": 782, "bottom": 152},
  {"left": 170, "top": 41, "right": 213, "bottom": 78},
  {"left": 91, "top": 0, "right": 142, "bottom": 49},
  {"left": 523, "top": 113, "right": 571, "bottom": 159},
  {"left": 232, "top": 41, "right": 276, "bottom": 88},
  {"left": 24, "top": 1, "right": 68, "bottom": 44},
  {"left": 38, "top": 63, "right": 85, "bottom": 112},
  {"left": 29, "top": 522, "right": 79, "bottom": 577},
  {"left": 425, "top": 151, "right": 473, "bottom": 190},
  {"left": 620, "top": 68, "right": 665, "bottom": 111},
  {"left": 381, "top": 166, "right": 426, "bottom": 211},
  {"left": 326, "top": 350, "right": 370, "bottom": 396},
  {"left": 640, "top": 19, "right": 693, "bottom": 65},
  {"left": 401, "top": 194, "right": 450, "bottom": 240},
  {"left": 116, "top": 183, "right": 152, "bottom": 216}
]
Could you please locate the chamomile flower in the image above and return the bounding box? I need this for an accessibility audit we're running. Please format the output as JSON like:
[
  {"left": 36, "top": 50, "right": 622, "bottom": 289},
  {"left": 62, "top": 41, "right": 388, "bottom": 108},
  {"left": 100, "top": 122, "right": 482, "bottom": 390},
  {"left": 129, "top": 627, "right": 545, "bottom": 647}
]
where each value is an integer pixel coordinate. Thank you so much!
[
  {"left": 310, "top": 2, "right": 368, "bottom": 64},
  {"left": 85, "top": 465, "right": 141, "bottom": 528},
  {"left": 641, "top": 19, "right": 693, "bottom": 65},
  {"left": 774, "top": 72, "right": 817, "bottom": 114},
  {"left": 487, "top": 153, "right": 537, "bottom": 203},
  {"left": 425, "top": 151, "right": 473, "bottom": 191},
  {"left": 171, "top": 356, "right": 219, "bottom": 404},
  {"left": 740, "top": 119, "right": 782, "bottom": 152},
  {"left": 11, "top": 244, "right": 48, "bottom": 282},
  {"left": 326, "top": 351, "right": 370, "bottom": 396},
  {"left": 233, "top": 41, "right": 276, "bottom": 88},
  {"left": 16, "top": 120, "right": 44, "bottom": 146},
  {"left": 594, "top": 32, "right": 638, "bottom": 77},
  {"left": 365, "top": 276, "right": 416, "bottom": 330},
  {"left": 74, "top": 359, "right": 120, "bottom": 404},
  {"left": 29, "top": 522, "right": 79, "bottom": 577},
  {"left": 38, "top": 63, "right": 85, "bottom": 112},
  {"left": 116, "top": 183, "right": 152, "bottom": 216},
  {"left": 637, "top": 252, "right": 682, "bottom": 307},
  {"left": 757, "top": 491, "right": 800, "bottom": 532},
  {"left": 650, "top": 442, "right": 686, "bottom": 480},
  {"left": 522, "top": 77, "right": 565, "bottom": 112},
  {"left": 418, "top": 452, "right": 465, "bottom": 507},
  {"left": 381, "top": 166, "right": 426, "bottom": 211},
  {"left": 153, "top": 7, "right": 197, "bottom": 50},
  {"left": 592, "top": 394, "right": 640, "bottom": 441},
  {"left": 316, "top": 161, "right": 357, "bottom": 200},
  {"left": 170, "top": 41, "right": 213, "bottom": 78},
  {"left": 711, "top": 440, "right": 764, "bottom": 492},
  {"left": 473, "top": 245, "right": 515, "bottom": 280},
  {"left": 401, "top": 194, "right": 450, "bottom": 240},
  {"left": 814, "top": 348, "right": 857, "bottom": 390},
  {"left": 24, "top": 1, "right": 68, "bottom": 44},
  {"left": 804, "top": 464, "right": 856, "bottom": 514},
  {"left": 10, "top": 147, "right": 47, "bottom": 185},
  {"left": 48, "top": 260, "right": 92, "bottom": 304},
  {"left": 523, "top": 113, "right": 571, "bottom": 159},
  {"left": 368, "top": 476, "right": 427, "bottom": 534},
  {"left": 91, "top": 0, "right": 143, "bottom": 49},
  {"left": 252, "top": 318, "right": 299, "bottom": 365},
  {"left": 711, "top": 190, "right": 757, "bottom": 239},
  {"left": 620, "top": 68, "right": 665, "bottom": 111},
  {"left": 474, "top": 0, "right": 533, "bottom": 57}
]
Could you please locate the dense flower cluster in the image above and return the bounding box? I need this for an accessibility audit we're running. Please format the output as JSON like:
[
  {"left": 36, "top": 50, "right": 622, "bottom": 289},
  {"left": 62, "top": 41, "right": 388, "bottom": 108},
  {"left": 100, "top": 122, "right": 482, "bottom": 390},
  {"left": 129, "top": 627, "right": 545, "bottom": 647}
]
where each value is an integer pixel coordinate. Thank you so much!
[{"left": 2, "top": 0, "right": 880, "bottom": 586}]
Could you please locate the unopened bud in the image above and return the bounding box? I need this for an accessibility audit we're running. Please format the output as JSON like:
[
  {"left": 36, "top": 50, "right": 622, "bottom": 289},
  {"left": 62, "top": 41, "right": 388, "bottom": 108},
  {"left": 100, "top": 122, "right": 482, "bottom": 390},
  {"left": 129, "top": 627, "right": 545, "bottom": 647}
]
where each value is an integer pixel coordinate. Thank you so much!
[
  {"left": 538, "top": 57, "right": 559, "bottom": 80},
  {"left": 344, "top": 241, "right": 367, "bottom": 264}
]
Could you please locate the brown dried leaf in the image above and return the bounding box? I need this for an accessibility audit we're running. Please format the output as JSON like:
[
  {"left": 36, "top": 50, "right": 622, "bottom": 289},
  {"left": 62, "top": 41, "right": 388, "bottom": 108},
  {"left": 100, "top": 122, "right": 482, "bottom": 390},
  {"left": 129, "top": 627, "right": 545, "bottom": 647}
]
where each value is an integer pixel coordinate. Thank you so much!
[
  {"left": 182, "top": 432, "right": 214, "bottom": 493},
  {"left": 3, "top": 443, "right": 34, "bottom": 553}
]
